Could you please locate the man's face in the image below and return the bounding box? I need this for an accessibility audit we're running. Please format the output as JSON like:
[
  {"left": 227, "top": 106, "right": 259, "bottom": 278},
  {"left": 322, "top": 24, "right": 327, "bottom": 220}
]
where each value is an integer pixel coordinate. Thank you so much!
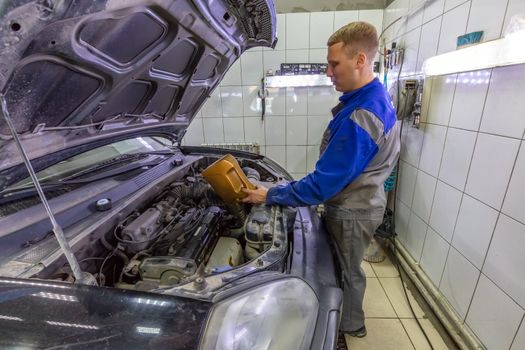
[{"left": 326, "top": 42, "right": 362, "bottom": 93}]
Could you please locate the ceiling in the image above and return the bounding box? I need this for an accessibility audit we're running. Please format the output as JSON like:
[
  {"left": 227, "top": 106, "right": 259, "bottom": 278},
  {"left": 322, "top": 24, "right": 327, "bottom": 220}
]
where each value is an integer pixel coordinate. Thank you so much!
[{"left": 275, "top": 0, "right": 391, "bottom": 13}]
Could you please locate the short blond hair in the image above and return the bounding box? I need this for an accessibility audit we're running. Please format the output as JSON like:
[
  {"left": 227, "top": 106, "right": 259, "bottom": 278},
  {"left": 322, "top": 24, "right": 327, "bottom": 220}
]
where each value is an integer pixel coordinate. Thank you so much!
[{"left": 327, "top": 21, "right": 378, "bottom": 62}]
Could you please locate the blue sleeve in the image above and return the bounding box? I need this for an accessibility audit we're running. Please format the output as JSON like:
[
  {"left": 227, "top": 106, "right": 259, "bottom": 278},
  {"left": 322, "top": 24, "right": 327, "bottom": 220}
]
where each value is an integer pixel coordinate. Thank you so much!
[{"left": 266, "top": 115, "right": 379, "bottom": 207}]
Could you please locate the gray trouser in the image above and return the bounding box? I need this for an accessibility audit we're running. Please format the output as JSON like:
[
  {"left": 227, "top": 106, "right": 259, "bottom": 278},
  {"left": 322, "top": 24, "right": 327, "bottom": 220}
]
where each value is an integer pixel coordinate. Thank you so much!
[{"left": 324, "top": 206, "right": 383, "bottom": 332}]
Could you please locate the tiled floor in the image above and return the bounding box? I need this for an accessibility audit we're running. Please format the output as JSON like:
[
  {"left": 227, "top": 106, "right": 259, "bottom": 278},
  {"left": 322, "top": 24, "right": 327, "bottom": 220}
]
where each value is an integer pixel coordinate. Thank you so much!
[{"left": 345, "top": 255, "right": 457, "bottom": 349}]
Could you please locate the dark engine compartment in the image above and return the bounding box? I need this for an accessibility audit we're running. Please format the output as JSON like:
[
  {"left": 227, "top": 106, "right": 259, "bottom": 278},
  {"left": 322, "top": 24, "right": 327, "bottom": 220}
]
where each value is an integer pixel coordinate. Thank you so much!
[{"left": 39, "top": 156, "right": 293, "bottom": 292}]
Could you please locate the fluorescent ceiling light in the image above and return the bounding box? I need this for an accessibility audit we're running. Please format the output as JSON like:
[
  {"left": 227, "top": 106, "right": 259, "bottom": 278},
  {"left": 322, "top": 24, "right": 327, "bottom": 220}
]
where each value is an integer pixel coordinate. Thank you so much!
[
  {"left": 265, "top": 74, "right": 333, "bottom": 88},
  {"left": 423, "top": 29, "right": 525, "bottom": 76}
]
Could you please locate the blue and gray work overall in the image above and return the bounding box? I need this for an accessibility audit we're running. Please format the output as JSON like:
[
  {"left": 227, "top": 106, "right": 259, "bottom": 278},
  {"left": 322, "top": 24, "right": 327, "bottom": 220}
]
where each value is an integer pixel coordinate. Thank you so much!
[{"left": 266, "top": 77, "right": 400, "bottom": 332}]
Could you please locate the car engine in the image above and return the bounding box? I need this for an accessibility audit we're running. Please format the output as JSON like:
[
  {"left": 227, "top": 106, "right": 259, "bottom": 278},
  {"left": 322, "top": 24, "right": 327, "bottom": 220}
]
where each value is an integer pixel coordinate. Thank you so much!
[{"left": 45, "top": 161, "right": 289, "bottom": 292}]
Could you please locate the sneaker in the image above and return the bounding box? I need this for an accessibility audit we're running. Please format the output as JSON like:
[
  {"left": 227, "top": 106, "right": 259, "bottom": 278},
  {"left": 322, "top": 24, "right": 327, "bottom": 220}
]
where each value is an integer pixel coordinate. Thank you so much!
[{"left": 347, "top": 326, "right": 367, "bottom": 338}]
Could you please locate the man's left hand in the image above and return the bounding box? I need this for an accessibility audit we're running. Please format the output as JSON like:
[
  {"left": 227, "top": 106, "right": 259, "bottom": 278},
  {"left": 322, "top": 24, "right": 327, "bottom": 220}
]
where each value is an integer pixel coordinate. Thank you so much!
[{"left": 241, "top": 186, "right": 268, "bottom": 204}]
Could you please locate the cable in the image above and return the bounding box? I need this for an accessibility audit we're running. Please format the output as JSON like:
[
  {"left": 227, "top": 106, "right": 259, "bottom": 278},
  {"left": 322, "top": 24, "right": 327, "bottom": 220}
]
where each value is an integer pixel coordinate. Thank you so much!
[{"left": 378, "top": 44, "right": 436, "bottom": 348}]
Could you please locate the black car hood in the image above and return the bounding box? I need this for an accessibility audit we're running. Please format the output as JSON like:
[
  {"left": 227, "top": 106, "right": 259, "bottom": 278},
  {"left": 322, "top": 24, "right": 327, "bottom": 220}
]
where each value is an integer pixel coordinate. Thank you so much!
[
  {"left": 0, "top": 277, "right": 212, "bottom": 349},
  {"left": 0, "top": 0, "right": 276, "bottom": 172}
]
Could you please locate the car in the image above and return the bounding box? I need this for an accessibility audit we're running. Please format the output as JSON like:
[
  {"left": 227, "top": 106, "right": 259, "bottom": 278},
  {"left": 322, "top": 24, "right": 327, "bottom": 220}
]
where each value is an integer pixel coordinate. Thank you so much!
[{"left": 0, "top": 0, "right": 343, "bottom": 349}]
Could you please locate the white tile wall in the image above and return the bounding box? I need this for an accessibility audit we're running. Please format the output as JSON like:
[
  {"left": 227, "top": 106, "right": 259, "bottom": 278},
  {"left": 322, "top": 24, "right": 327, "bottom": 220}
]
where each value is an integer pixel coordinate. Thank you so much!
[
  {"left": 466, "top": 0, "right": 508, "bottom": 41},
  {"left": 429, "top": 180, "right": 462, "bottom": 242},
  {"left": 483, "top": 215, "right": 525, "bottom": 308},
  {"left": 412, "top": 170, "right": 437, "bottom": 222},
  {"left": 465, "top": 133, "right": 520, "bottom": 209},
  {"left": 480, "top": 65, "right": 525, "bottom": 139},
  {"left": 223, "top": 117, "right": 245, "bottom": 142},
  {"left": 286, "top": 13, "right": 310, "bottom": 50},
  {"left": 286, "top": 116, "right": 307, "bottom": 145},
  {"left": 310, "top": 12, "right": 334, "bottom": 49},
  {"left": 449, "top": 70, "right": 491, "bottom": 131},
  {"left": 420, "top": 227, "right": 449, "bottom": 286},
  {"left": 385, "top": 0, "right": 525, "bottom": 346},
  {"left": 437, "top": 2, "right": 470, "bottom": 54},
  {"left": 466, "top": 274, "right": 525, "bottom": 350},
  {"left": 439, "top": 247, "right": 480, "bottom": 320},
  {"left": 405, "top": 212, "right": 428, "bottom": 260},
  {"left": 333, "top": 11, "right": 359, "bottom": 31},
  {"left": 439, "top": 127, "right": 477, "bottom": 191},
  {"left": 452, "top": 194, "right": 498, "bottom": 269},
  {"left": 418, "top": 123, "right": 447, "bottom": 177},
  {"left": 502, "top": 143, "right": 525, "bottom": 224},
  {"left": 512, "top": 321, "right": 525, "bottom": 350}
]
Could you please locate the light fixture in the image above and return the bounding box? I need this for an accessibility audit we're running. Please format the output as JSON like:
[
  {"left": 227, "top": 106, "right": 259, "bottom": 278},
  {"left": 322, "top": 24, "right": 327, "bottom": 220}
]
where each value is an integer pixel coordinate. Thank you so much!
[
  {"left": 422, "top": 29, "right": 525, "bottom": 76},
  {"left": 265, "top": 74, "right": 333, "bottom": 88}
]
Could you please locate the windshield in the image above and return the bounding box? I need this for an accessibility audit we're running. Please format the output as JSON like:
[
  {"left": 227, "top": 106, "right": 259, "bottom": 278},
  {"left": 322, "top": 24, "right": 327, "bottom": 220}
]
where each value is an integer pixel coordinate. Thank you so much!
[{"left": 10, "top": 136, "right": 172, "bottom": 189}]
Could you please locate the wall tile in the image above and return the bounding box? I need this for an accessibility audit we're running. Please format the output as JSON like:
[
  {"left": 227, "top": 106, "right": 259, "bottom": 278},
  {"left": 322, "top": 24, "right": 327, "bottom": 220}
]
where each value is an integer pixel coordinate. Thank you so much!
[
  {"left": 449, "top": 70, "right": 491, "bottom": 131},
  {"left": 263, "top": 50, "right": 286, "bottom": 76},
  {"left": 439, "top": 247, "right": 480, "bottom": 320},
  {"left": 286, "top": 13, "right": 310, "bottom": 50},
  {"left": 307, "top": 116, "right": 330, "bottom": 146},
  {"left": 466, "top": 274, "right": 525, "bottom": 350},
  {"left": 399, "top": 27, "right": 422, "bottom": 76},
  {"left": 308, "top": 86, "right": 340, "bottom": 116},
  {"left": 182, "top": 118, "right": 204, "bottom": 145},
  {"left": 310, "top": 12, "right": 334, "bottom": 49},
  {"left": 223, "top": 117, "right": 245, "bottom": 142},
  {"left": 265, "top": 145, "right": 286, "bottom": 168},
  {"left": 243, "top": 117, "right": 265, "bottom": 145},
  {"left": 395, "top": 200, "right": 412, "bottom": 241},
  {"left": 511, "top": 320, "right": 525, "bottom": 350},
  {"left": 265, "top": 116, "right": 285, "bottom": 146},
  {"left": 429, "top": 181, "right": 462, "bottom": 242},
  {"left": 285, "top": 49, "right": 310, "bottom": 63},
  {"left": 480, "top": 65, "right": 525, "bottom": 139},
  {"left": 439, "top": 127, "right": 477, "bottom": 191},
  {"left": 503, "top": 143, "right": 525, "bottom": 224},
  {"left": 437, "top": 2, "right": 470, "bottom": 54},
  {"left": 398, "top": 161, "right": 418, "bottom": 206},
  {"left": 359, "top": 9, "right": 384, "bottom": 33},
  {"left": 220, "top": 86, "right": 243, "bottom": 117},
  {"left": 286, "top": 146, "right": 307, "bottom": 173},
  {"left": 467, "top": 0, "right": 508, "bottom": 41},
  {"left": 483, "top": 215, "right": 525, "bottom": 308},
  {"left": 308, "top": 49, "right": 327, "bottom": 63},
  {"left": 220, "top": 59, "right": 242, "bottom": 86},
  {"left": 405, "top": 212, "right": 428, "bottom": 261},
  {"left": 383, "top": 0, "right": 409, "bottom": 40},
  {"left": 203, "top": 118, "right": 224, "bottom": 144},
  {"left": 423, "top": 0, "right": 445, "bottom": 23},
  {"left": 465, "top": 133, "right": 520, "bottom": 209},
  {"left": 200, "top": 88, "right": 222, "bottom": 118},
  {"left": 412, "top": 170, "right": 437, "bottom": 222},
  {"left": 286, "top": 87, "right": 308, "bottom": 115},
  {"left": 452, "top": 195, "right": 499, "bottom": 269},
  {"left": 406, "top": 0, "right": 424, "bottom": 32},
  {"left": 241, "top": 86, "right": 261, "bottom": 117},
  {"left": 416, "top": 17, "right": 441, "bottom": 72},
  {"left": 503, "top": 0, "right": 525, "bottom": 36},
  {"left": 307, "top": 145, "right": 320, "bottom": 173},
  {"left": 401, "top": 122, "right": 426, "bottom": 167},
  {"left": 266, "top": 88, "right": 286, "bottom": 116},
  {"left": 418, "top": 124, "right": 447, "bottom": 177},
  {"left": 241, "top": 51, "right": 264, "bottom": 85},
  {"left": 420, "top": 227, "right": 450, "bottom": 286},
  {"left": 286, "top": 116, "right": 308, "bottom": 145},
  {"left": 445, "top": 0, "right": 469, "bottom": 12},
  {"left": 426, "top": 74, "right": 457, "bottom": 126},
  {"left": 333, "top": 10, "right": 358, "bottom": 31}
]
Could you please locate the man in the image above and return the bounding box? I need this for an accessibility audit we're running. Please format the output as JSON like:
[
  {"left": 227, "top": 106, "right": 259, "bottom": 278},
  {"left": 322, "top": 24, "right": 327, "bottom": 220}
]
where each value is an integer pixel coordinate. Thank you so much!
[{"left": 242, "top": 22, "right": 400, "bottom": 338}]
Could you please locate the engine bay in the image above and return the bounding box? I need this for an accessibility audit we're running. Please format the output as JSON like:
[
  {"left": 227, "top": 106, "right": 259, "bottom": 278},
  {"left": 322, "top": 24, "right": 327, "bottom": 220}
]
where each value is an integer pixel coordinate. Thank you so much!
[{"left": 31, "top": 154, "right": 294, "bottom": 294}]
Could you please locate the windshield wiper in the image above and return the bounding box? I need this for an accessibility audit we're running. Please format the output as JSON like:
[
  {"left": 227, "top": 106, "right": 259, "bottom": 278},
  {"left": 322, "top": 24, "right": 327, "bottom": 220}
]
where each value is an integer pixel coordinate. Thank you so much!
[{"left": 0, "top": 151, "right": 173, "bottom": 203}]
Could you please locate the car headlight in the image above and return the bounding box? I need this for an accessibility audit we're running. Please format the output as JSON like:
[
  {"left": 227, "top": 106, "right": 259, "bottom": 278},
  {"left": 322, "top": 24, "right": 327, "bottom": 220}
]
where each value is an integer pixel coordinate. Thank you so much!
[{"left": 200, "top": 278, "right": 319, "bottom": 350}]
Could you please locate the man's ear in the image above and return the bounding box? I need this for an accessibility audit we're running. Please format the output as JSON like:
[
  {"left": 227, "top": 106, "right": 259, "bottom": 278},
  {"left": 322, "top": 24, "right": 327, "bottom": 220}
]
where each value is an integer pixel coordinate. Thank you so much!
[{"left": 355, "top": 52, "right": 367, "bottom": 68}]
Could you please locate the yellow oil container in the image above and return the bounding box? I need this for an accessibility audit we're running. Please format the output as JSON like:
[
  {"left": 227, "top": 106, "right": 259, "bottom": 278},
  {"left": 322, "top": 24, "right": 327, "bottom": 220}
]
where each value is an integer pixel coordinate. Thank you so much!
[{"left": 202, "top": 154, "right": 256, "bottom": 203}]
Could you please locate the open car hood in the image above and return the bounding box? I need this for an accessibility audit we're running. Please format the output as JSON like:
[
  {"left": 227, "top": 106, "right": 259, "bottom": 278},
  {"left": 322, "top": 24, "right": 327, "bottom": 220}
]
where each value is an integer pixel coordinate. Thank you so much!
[{"left": 0, "top": 0, "right": 276, "bottom": 172}]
